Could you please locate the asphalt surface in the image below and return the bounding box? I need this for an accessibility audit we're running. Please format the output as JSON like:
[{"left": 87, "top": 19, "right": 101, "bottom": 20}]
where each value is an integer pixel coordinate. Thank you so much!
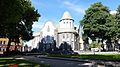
[{"left": 23, "top": 56, "right": 106, "bottom": 67}]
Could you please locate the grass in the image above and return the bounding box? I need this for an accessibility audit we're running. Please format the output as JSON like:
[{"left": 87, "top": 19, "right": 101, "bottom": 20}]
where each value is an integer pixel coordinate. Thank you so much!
[
  {"left": 78, "top": 54, "right": 120, "bottom": 61},
  {"left": 48, "top": 54, "right": 120, "bottom": 61},
  {"left": 0, "top": 57, "right": 50, "bottom": 67}
]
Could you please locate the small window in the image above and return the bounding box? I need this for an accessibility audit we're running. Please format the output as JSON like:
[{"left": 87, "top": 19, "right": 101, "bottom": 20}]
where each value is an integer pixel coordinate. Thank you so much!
[
  {"left": 4, "top": 41, "right": 6, "bottom": 44},
  {"left": 47, "top": 26, "right": 50, "bottom": 32},
  {"left": 0, "top": 41, "right": 2, "bottom": 44},
  {"left": 63, "top": 34, "right": 65, "bottom": 38},
  {"left": 67, "top": 34, "right": 69, "bottom": 38},
  {"left": 70, "top": 22, "right": 71, "bottom": 26},
  {"left": 71, "top": 34, "right": 73, "bottom": 39},
  {"left": 3, "top": 49, "right": 4, "bottom": 51}
]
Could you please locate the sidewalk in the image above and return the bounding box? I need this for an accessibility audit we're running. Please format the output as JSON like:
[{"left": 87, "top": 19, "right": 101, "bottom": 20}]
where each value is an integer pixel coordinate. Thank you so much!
[
  {"left": 76, "top": 51, "right": 120, "bottom": 55},
  {"left": 36, "top": 55, "right": 120, "bottom": 67}
]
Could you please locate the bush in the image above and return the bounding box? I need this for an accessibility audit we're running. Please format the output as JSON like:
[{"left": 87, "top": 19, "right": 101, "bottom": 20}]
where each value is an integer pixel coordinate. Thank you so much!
[
  {"left": 4, "top": 50, "right": 21, "bottom": 55},
  {"left": 89, "top": 41, "right": 101, "bottom": 48},
  {"left": 79, "top": 54, "right": 120, "bottom": 61}
]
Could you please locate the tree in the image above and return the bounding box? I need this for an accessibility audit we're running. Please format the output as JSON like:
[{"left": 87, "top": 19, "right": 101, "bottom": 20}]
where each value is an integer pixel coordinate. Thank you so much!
[
  {"left": 115, "top": 5, "right": 120, "bottom": 39},
  {"left": 0, "top": 0, "right": 40, "bottom": 52},
  {"left": 81, "top": 2, "right": 112, "bottom": 50},
  {"left": 109, "top": 5, "right": 120, "bottom": 50},
  {"left": 104, "top": 5, "right": 120, "bottom": 50}
]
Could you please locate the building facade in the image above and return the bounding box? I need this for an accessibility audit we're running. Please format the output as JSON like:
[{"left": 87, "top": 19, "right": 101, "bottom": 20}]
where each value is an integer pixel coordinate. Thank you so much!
[
  {"left": 0, "top": 37, "right": 23, "bottom": 53},
  {"left": 31, "top": 11, "right": 84, "bottom": 51}
]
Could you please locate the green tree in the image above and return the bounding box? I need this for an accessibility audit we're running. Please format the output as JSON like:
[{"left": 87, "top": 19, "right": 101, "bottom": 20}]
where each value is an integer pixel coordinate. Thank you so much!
[
  {"left": 115, "top": 5, "right": 120, "bottom": 39},
  {"left": 0, "top": 0, "right": 40, "bottom": 52},
  {"left": 81, "top": 2, "right": 112, "bottom": 50},
  {"left": 104, "top": 5, "right": 120, "bottom": 50}
]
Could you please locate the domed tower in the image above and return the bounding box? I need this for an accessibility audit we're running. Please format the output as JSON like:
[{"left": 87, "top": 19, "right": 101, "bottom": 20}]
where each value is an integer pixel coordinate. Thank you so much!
[
  {"left": 59, "top": 11, "right": 74, "bottom": 29},
  {"left": 57, "top": 11, "right": 78, "bottom": 51}
]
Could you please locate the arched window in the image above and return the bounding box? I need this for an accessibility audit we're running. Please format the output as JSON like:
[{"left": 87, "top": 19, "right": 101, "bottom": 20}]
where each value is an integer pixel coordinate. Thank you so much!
[
  {"left": 63, "top": 34, "right": 65, "bottom": 38},
  {"left": 67, "top": 34, "right": 69, "bottom": 38},
  {"left": 0, "top": 41, "right": 2, "bottom": 44},
  {"left": 4, "top": 41, "right": 6, "bottom": 44},
  {"left": 47, "top": 26, "right": 50, "bottom": 32}
]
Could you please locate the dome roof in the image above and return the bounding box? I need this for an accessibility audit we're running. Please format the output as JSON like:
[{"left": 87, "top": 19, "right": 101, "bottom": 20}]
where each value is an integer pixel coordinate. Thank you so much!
[{"left": 61, "top": 11, "right": 72, "bottom": 19}]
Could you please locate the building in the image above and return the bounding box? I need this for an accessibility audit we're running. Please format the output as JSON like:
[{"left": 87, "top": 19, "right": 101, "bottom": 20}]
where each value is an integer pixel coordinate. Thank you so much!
[
  {"left": 0, "top": 38, "right": 9, "bottom": 52},
  {"left": 31, "top": 11, "right": 84, "bottom": 51},
  {"left": 23, "top": 44, "right": 32, "bottom": 52},
  {"left": 0, "top": 37, "right": 23, "bottom": 54}
]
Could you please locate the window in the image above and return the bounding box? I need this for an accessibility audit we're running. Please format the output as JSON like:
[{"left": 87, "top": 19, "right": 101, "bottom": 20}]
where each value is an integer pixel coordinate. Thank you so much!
[
  {"left": 3, "top": 49, "right": 5, "bottom": 51},
  {"left": 67, "top": 34, "right": 69, "bottom": 38},
  {"left": 0, "top": 41, "right": 2, "bottom": 44},
  {"left": 4, "top": 41, "right": 6, "bottom": 44},
  {"left": 47, "top": 26, "right": 50, "bottom": 32},
  {"left": 63, "top": 34, "right": 65, "bottom": 38},
  {"left": 70, "top": 22, "right": 71, "bottom": 28},
  {"left": 71, "top": 34, "right": 73, "bottom": 39}
]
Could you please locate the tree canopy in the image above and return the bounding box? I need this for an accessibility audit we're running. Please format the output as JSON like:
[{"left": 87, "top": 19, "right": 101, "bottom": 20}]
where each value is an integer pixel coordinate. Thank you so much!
[
  {"left": 0, "top": 0, "right": 40, "bottom": 51},
  {"left": 81, "top": 2, "right": 112, "bottom": 40},
  {"left": 115, "top": 5, "right": 120, "bottom": 39},
  {"left": 81, "top": 2, "right": 120, "bottom": 50}
]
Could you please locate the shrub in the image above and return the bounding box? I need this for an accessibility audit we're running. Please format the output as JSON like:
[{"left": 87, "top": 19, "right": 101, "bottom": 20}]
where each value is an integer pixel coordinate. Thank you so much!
[{"left": 89, "top": 41, "right": 101, "bottom": 48}]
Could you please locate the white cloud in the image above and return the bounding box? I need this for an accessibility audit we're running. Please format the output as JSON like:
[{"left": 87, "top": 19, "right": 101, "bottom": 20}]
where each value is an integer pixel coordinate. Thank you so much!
[
  {"left": 110, "top": 10, "right": 117, "bottom": 15},
  {"left": 63, "top": 1, "right": 85, "bottom": 14}
]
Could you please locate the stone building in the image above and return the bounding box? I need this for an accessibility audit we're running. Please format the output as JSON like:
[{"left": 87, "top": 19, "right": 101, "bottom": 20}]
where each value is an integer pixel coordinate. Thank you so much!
[
  {"left": 31, "top": 21, "right": 56, "bottom": 50},
  {"left": 31, "top": 11, "right": 84, "bottom": 51},
  {"left": 57, "top": 11, "right": 79, "bottom": 51}
]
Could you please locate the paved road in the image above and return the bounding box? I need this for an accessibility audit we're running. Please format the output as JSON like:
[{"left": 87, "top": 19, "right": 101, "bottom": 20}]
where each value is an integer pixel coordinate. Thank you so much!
[{"left": 23, "top": 56, "right": 105, "bottom": 67}]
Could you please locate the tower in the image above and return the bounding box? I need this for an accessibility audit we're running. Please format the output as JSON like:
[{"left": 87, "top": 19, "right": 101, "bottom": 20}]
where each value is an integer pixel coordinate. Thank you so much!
[
  {"left": 59, "top": 11, "right": 74, "bottom": 29},
  {"left": 57, "top": 11, "right": 78, "bottom": 50}
]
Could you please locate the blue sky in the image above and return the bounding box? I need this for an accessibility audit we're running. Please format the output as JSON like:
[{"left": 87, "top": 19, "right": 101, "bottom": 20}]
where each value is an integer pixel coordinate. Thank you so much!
[
  {"left": 27, "top": 0, "right": 120, "bottom": 46},
  {"left": 31, "top": 0, "right": 120, "bottom": 32}
]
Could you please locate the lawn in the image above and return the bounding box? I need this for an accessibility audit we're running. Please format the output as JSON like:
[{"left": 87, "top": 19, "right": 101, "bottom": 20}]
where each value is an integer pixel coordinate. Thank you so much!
[
  {"left": 0, "top": 57, "right": 50, "bottom": 67},
  {"left": 48, "top": 54, "right": 120, "bottom": 61}
]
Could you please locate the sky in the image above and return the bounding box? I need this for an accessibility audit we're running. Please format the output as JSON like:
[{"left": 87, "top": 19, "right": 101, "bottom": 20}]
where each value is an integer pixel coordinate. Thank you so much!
[
  {"left": 31, "top": 0, "right": 120, "bottom": 32},
  {"left": 27, "top": 0, "right": 120, "bottom": 46}
]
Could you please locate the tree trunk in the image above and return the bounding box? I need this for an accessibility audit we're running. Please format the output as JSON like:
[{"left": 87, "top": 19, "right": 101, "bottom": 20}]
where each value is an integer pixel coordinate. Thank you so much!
[
  {"left": 6, "top": 37, "right": 12, "bottom": 52},
  {"left": 15, "top": 38, "right": 17, "bottom": 51},
  {"left": 15, "top": 40, "right": 17, "bottom": 51},
  {"left": 101, "top": 39, "right": 105, "bottom": 51},
  {"left": 111, "top": 39, "right": 115, "bottom": 51}
]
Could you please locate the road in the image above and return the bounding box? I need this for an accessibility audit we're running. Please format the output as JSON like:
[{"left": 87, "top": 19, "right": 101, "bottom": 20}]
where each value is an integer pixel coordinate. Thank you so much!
[{"left": 23, "top": 56, "right": 106, "bottom": 67}]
